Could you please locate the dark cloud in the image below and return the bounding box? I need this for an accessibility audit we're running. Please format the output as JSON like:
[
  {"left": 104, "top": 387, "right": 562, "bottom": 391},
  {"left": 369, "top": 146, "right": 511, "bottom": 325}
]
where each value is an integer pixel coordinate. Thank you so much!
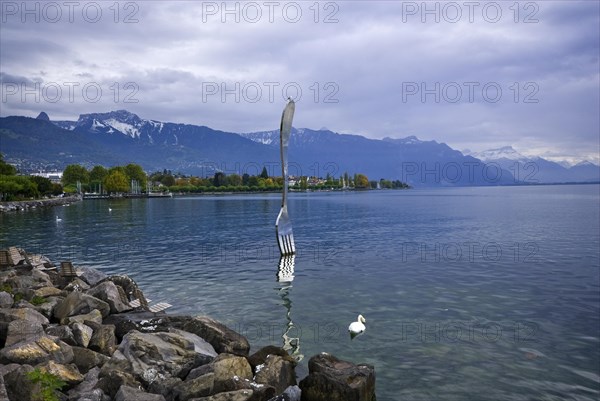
[{"left": 0, "top": 0, "right": 597, "bottom": 163}]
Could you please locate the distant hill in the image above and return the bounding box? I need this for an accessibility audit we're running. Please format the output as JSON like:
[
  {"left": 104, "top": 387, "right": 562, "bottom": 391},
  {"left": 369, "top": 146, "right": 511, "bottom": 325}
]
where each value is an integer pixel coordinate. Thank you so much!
[
  {"left": 466, "top": 146, "right": 600, "bottom": 184},
  {"left": 2, "top": 109, "right": 595, "bottom": 186}
]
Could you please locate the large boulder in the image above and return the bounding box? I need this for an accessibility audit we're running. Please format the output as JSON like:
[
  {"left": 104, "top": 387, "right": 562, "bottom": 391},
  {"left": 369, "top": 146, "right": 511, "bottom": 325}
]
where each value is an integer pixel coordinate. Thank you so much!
[
  {"left": 0, "top": 335, "right": 73, "bottom": 365},
  {"left": 0, "top": 291, "right": 13, "bottom": 308},
  {"left": 193, "top": 389, "right": 254, "bottom": 401},
  {"left": 71, "top": 322, "right": 94, "bottom": 348},
  {"left": 67, "top": 367, "right": 105, "bottom": 400},
  {"left": 62, "top": 308, "right": 103, "bottom": 326},
  {"left": 211, "top": 353, "right": 253, "bottom": 393},
  {"left": 71, "top": 346, "right": 110, "bottom": 374},
  {"left": 268, "top": 385, "right": 301, "bottom": 401},
  {"left": 5, "top": 319, "right": 45, "bottom": 347},
  {"left": 54, "top": 292, "right": 110, "bottom": 320},
  {"left": 171, "top": 372, "right": 214, "bottom": 400},
  {"left": 86, "top": 281, "right": 132, "bottom": 314},
  {"left": 2, "top": 364, "right": 39, "bottom": 401},
  {"left": 115, "top": 385, "right": 166, "bottom": 401},
  {"left": 78, "top": 266, "right": 108, "bottom": 287},
  {"left": 100, "top": 330, "right": 201, "bottom": 387},
  {"left": 299, "top": 353, "right": 375, "bottom": 401},
  {"left": 86, "top": 322, "right": 117, "bottom": 356},
  {"left": 96, "top": 368, "right": 141, "bottom": 399},
  {"left": 168, "top": 328, "right": 218, "bottom": 365},
  {"left": 180, "top": 316, "right": 250, "bottom": 356},
  {"left": 34, "top": 286, "right": 63, "bottom": 298},
  {"left": 38, "top": 359, "right": 84, "bottom": 387},
  {"left": 254, "top": 355, "right": 296, "bottom": 395},
  {"left": 248, "top": 346, "right": 297, "bottom": 371},
  {"left": 0, "top": 307, "right": 49, "bottom": 325},
  {"left": 46, "top": 324, "right": 77, "bottom": 346},
  {"left": 34, "top": 295, "right": 63, "bottom": 319}
]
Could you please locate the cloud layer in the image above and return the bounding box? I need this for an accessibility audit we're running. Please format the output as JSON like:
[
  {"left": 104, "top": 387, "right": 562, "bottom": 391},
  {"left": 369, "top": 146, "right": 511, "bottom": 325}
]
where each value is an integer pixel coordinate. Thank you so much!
[{"left": 1, "top": 1, "right": 598, "bottom": 163}]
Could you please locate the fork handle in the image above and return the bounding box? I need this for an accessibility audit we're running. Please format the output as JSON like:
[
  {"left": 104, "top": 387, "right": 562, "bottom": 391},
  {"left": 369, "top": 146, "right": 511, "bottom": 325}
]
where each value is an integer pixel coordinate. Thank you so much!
[{"left": 280, "top": 99, "right": 295, "bottom": 207}]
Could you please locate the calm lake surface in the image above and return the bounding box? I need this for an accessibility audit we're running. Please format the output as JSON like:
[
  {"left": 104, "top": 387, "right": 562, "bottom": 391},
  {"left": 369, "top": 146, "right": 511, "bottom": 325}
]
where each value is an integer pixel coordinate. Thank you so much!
[{"left": 1, "top": 185, "right": 599, "bottom": 400}]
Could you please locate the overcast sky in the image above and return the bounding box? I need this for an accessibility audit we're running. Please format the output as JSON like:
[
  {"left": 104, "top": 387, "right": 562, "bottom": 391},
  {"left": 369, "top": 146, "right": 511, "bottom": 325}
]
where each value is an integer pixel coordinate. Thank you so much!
[{"left": 1, "top": 1, "right": 598, "bottom": 164}]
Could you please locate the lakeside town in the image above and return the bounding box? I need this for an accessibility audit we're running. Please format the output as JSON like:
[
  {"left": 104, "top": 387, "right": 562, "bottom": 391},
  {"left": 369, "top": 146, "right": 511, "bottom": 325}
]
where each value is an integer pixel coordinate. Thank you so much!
[{"left": 1, "top": 155, "right": 409, "bottom": 204}]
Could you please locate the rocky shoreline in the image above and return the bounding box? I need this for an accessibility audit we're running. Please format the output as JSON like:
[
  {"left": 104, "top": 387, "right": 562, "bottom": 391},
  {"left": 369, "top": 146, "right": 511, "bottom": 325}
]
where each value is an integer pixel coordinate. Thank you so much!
[
  {"left": 0, "top": 196, "right": 82, "bottom": 213},
  {"left": 0, "top": 248, "right": 376, "bottom": 401}
]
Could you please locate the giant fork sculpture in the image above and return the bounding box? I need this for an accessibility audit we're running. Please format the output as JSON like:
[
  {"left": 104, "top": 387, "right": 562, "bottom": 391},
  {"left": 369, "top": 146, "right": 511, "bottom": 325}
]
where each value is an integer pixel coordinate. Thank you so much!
[{"left": 276, "top": 99, "right": 296, "bottom": 255}]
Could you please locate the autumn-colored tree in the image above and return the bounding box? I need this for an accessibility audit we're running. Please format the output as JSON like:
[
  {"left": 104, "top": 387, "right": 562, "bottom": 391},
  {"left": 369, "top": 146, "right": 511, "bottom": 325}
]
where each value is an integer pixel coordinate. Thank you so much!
[{"left": 355, "top": 173, "right": 370, "bottom": 189}]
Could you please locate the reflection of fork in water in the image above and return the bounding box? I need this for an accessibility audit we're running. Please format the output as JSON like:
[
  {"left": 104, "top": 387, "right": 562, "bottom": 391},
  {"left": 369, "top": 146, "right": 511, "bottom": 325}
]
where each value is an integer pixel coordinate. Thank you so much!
[{"left": 277, "top": 255, "right": 303, "bottom": 361}]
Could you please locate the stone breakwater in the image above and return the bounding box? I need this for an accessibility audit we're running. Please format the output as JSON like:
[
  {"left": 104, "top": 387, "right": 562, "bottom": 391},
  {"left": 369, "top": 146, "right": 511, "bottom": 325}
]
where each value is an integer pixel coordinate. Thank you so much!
[
  {"left": 0, "top": 195, "right": 82, "bottom": 213},
  {"left": 0, "top": 248, "right": 376, "bottom": 401}
]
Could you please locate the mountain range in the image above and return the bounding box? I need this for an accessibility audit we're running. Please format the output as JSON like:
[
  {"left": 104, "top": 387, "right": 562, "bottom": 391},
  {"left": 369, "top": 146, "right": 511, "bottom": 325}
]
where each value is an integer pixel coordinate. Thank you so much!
[{"left": 0, "top": 110, "right": 598, "bottom": 186}]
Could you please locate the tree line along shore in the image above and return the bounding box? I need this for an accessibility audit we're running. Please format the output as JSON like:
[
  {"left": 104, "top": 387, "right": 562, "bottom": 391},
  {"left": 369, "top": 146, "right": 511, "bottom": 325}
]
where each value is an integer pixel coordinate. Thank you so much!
[{"left": 1, "top": 154, "right": 409, "bottom": 203}]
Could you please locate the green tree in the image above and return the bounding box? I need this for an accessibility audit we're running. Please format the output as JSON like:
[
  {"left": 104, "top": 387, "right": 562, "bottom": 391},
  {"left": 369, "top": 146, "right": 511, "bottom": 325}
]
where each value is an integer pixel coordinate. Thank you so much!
[
  {"left": 62, "top": 164, "right": 89, "bottom": 186},
  {"left": 124, "top": 163, "right": 147, "bottom": 189},
  {"left": 242, "top": 173, "right": 250, "bottom": 186},
  {"left": 89, "top": 165, "right": 108, "bottom": 182},
  {"left": 355, "top": 173, "right": 370, "bottom": 189},
  {"left": 161, "top": 175, "right": 175, "bottom": 187},
  {"left": 260, "top": 166, "right": 269, "bottom": 179},
  {"left": 103, "top": 170, "right": 129, "bottom": 193},
  {"left": 228, "top": 174, "right": 242, "bottom": 186},
  {"left": 213, "top": 172, "right": 226, "bottom": 187},
  {"left": 0, "top": 154, "right": 17, "bottom": 175},
  {"left": 30, "top": 176, "right": 53, "bottom": 195}
]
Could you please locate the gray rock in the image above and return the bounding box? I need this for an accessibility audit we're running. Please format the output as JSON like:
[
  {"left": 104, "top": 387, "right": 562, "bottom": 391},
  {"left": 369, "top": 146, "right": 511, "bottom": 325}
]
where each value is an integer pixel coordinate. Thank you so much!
[
  {"left": 64, "top": 278, "right": 91, "bottom": 292},
  {"left": 34, "top": 286, "right": 63, "bottom": 298},
  {"left": 67, "top": 366, "right": 102, "bottom": 400},
  {"left": 34, "top": 295, "right": 63, "bottom": 319},
  {"left": 70, "top": 388, "right": 108, "bottom": 401},
  {"left": 78, "top": 267, "right": 108, "bottom": 287},
  {"left": 71, "top": 346, "right": 110, "bottom": 374},
  {"left": 71, "top": 322, "right": 94, "bottom": 348},
  {"left": 0, "top": 335, "right": 73, "bottom": 365},
  {"left": 0, "top": 306, "right": 50, "bottom": 325},
  {"left": 62, "top": 309, "right": 103, "bottom": 326},
  {"left": 100, "top": 330, "right": 199, "bottom": 387},
  {"left": 168, "top": 328, "right": 218, "bottom": 366},
  {"left": 96, "top": 369, "right": 141, "bottom": 399},
  {"left": 254, "top": 355, "right": 296, "bottom": 395},
  {"left": 147, "top": 376, "right": 182, "bottom": 399},
  {"left": 211, "top": 353, "right": 253, "bottom": 394},
  {"left": 248, "top": 346, "right": 297, "bottom": 372},
  {"left": 298, "top": 353, "right": 375, "bottom": 401},
  {"left": 191, "top": 389, "right": 254, "bottom": 401},
  {"left": 180, "top": 316, "right": 250, "bottom": 356},
  {"left": 115, "top": 385, "right": 166, "bottom": 401},
  {"left": 0, "top": 291, "right": 13, "bottom": 308},
  {"left": 0, "top": 374, "right": 8, "bottom": 401},
  {"left": 54, "top": 292, "right": 110, "bottom": 320},
  {"left": 172, "top": 372, "right": 214, "bottom": 400},
  {"left": 38, "top": 359, "right": 84, "bottom": 387},
  {"left": 3, "top": 364, "right": 37, "bottom": 401},
  {"left": 187, "top": 364, "right": 214, "bottom": 381},
  {"left": 103, "top": 312, "right": 179, "bottom": 341},
  {"left": 5, "top": 318, "right": 45, "bottom": 346},
  {"left": 86, "top": 322, "right": 117, "bottom": 356},
  {"left": 267, "top": 385, "right": 301, "bottom": 401},
  {"left": 86, "top": 281, "right": 132, "bottom": 314},
  {"left": 46, "top": 324, "right": 77, "bottom": 346}
]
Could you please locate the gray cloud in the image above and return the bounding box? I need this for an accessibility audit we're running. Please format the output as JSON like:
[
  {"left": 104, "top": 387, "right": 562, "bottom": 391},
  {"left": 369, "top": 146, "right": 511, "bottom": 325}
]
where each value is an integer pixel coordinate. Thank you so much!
[{"left": 0, "top": 0, "right": 598, "bottom": 163}]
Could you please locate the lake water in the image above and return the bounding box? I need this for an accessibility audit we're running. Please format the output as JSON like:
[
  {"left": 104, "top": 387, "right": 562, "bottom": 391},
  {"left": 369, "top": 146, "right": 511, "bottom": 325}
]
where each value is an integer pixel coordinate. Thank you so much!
[{"left": 1, "top": 185, "right": 599, "bottom": 401}]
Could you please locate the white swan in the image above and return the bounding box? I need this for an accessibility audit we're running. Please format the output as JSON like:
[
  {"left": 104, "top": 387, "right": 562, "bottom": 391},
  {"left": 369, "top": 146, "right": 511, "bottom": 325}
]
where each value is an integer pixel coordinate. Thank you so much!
[
  {"left": 56, "top": 216, "right": 62, "bottom": 222},
  {"left": 348, "top": 314, "right": 366, "bottom": 339},
  {"left": 108, "top": 208, "right": 112, "bottom": 212}
]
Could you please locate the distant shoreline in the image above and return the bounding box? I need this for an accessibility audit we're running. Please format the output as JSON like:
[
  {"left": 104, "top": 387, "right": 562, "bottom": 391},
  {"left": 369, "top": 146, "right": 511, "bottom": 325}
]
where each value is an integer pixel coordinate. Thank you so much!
[{"left": 0, "top": 195, "right": 81, "bottom": 213}]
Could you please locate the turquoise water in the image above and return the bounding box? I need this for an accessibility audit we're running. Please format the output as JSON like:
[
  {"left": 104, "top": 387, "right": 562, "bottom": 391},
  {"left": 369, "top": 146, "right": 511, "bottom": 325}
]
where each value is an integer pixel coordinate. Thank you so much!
[{"left": 1, "top": 185, "right": 599, "bottom": 400}]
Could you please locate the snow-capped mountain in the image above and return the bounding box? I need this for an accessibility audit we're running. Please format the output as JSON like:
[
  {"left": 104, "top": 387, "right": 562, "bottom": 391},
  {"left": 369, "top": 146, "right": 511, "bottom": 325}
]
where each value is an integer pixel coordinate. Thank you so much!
[
  {"left": 467, "top": 146, "right": 529, "bottom": 162},
  {"left": 2, "top": 109, "right": 597, "bottom": 185},
  {"left": 464, "top": 146, "right": 600, "bottom": 183}
]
